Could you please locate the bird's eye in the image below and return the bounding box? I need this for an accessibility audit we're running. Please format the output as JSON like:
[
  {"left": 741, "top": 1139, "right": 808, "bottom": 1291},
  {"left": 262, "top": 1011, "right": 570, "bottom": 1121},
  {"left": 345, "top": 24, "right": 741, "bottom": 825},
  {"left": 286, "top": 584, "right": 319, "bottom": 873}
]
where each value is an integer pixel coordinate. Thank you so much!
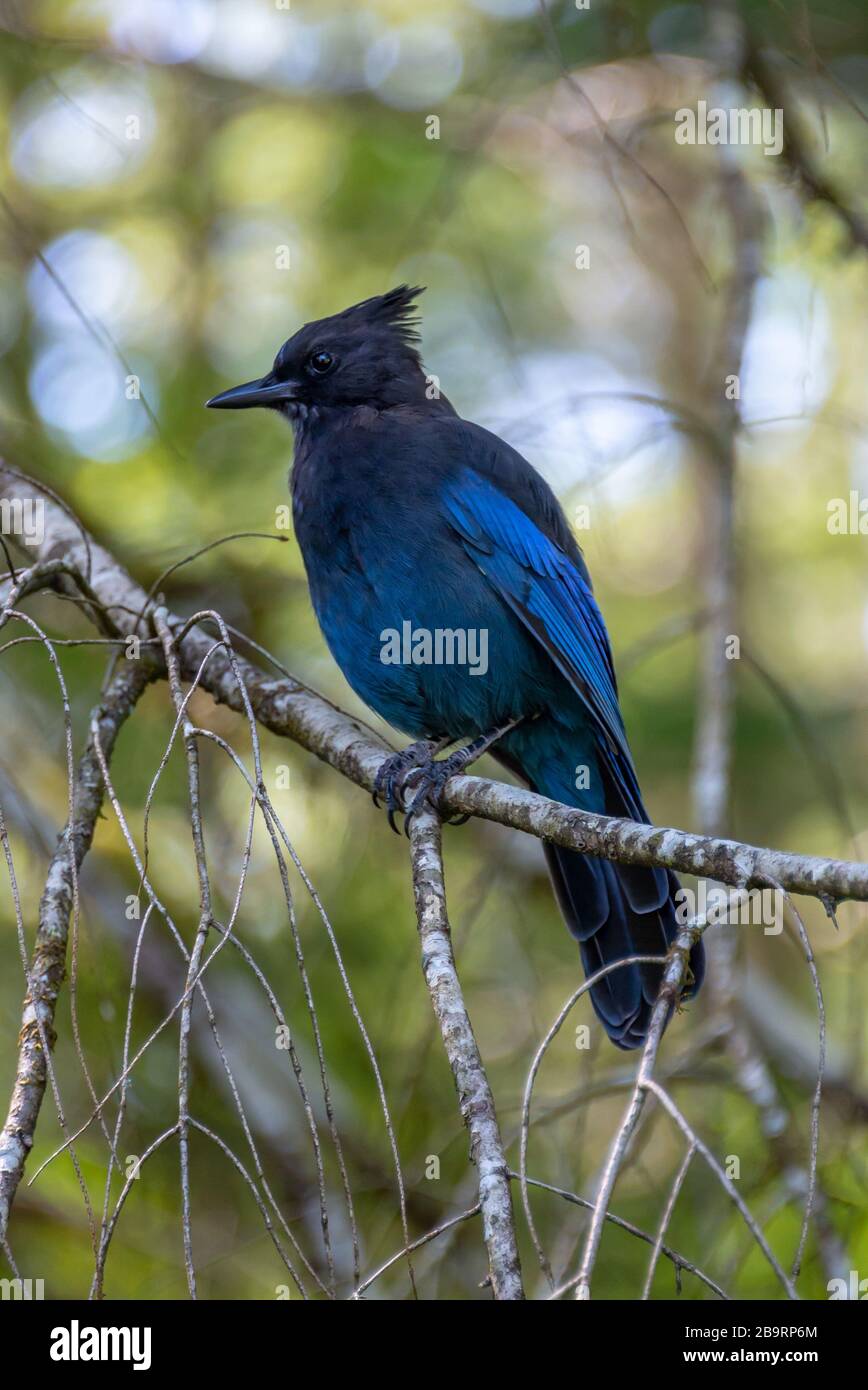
[{"left": 308, "top": 350, "right": 335, "bottom": 375}]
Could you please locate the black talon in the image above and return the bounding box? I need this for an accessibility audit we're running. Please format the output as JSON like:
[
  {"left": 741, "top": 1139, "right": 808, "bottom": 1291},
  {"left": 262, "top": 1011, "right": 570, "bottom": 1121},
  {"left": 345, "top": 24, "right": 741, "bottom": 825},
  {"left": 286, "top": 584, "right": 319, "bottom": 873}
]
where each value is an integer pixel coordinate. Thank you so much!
[
  {"left": 374, "top": 721, "right": 523, "bottom": 833},
  {"left": 372, "top": 739, "right": 441, "bottom": 832},
  {"left": 403, "top": 748, "right": 480, "bottom": 831}
]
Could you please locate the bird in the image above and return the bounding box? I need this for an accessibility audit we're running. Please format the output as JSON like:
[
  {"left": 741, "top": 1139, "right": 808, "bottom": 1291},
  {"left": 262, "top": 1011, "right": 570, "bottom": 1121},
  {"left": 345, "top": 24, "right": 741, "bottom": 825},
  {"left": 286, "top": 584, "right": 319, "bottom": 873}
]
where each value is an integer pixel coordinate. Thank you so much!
[{"left": 206, "top": 285, "right": 704, "bottom": 1049}]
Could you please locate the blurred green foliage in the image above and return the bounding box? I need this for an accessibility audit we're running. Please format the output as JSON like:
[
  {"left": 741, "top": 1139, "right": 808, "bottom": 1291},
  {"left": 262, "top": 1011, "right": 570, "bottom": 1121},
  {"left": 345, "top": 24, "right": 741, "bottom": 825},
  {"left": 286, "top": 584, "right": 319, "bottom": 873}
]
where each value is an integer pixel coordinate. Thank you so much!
[{"left": 1, "top": 0, "right": 868, "bottom": 1300}]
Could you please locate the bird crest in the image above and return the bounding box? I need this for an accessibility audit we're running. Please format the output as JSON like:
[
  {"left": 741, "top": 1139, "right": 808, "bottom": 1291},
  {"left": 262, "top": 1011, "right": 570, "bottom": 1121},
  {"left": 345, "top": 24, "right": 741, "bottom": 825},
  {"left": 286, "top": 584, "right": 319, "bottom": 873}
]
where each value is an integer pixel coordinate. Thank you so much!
[{"left": 336, "top": 284, "right": 425, "bottom": 348}]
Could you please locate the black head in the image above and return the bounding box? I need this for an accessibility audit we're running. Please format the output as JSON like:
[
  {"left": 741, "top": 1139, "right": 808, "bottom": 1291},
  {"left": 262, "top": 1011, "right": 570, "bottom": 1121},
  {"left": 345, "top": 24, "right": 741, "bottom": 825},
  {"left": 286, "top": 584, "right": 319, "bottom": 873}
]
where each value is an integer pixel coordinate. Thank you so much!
[{"left": 206, "top": 285, "right": 432, "bottom": 418}]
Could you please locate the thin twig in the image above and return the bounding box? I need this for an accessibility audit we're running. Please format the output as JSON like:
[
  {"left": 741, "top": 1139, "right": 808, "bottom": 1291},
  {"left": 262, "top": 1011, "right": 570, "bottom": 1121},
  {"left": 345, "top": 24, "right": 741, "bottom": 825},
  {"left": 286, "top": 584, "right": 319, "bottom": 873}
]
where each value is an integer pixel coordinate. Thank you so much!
[
  {"left": 641, "top": 1143, "right": 696, "bottom": 1299},
  {"left": 0, "top": 654, "right": 153, "bottom": 1241},
  {"left": 407, "top": 807, "right": 524, "bottom": 1300},
  {"left": 519, "top": 953, "right": 668, "bottom": 1285},
  {"left": 574, "top": 920, "right": 703, "bottom": 1298}
]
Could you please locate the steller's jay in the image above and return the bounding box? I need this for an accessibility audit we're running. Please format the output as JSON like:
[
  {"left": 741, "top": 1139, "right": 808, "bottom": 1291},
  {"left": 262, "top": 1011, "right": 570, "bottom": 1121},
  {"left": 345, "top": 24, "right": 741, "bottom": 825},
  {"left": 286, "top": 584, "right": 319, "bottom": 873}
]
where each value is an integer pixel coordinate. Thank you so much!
[{"left": 207, "top": 286, "right": 704, "bottom": 1048}]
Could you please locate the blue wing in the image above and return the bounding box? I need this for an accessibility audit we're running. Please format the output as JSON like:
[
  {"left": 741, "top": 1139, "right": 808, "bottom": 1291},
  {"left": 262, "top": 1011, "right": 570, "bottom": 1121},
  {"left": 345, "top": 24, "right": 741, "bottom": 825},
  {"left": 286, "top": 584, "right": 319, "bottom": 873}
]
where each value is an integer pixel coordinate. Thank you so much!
[
  {"left": 442, "top": 465, "right": 648, "bottom": 821},
  {"left": 436, "top": 449, "right": 703, "bottom": 1049}
]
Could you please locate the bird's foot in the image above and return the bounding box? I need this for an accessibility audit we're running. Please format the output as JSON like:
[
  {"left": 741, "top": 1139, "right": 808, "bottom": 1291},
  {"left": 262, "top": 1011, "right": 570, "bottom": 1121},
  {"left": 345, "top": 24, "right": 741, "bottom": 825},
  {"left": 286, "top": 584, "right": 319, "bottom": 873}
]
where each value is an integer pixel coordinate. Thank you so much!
[
  {"left": 403, "top": 718, "right": 525, "bottom": 833},
  {"left": 402, "top": 748, "right": 474, "bottom": 831},
  {"left": 373, "top": 738, "right": 446, "bottom": 833}
]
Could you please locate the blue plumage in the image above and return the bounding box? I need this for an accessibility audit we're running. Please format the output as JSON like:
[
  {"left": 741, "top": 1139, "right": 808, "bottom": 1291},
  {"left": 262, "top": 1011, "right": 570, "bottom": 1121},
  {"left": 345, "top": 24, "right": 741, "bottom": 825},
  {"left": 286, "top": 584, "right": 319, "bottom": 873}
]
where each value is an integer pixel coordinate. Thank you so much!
[{"left": 207, "top": 287, "right": 704, "bottom": 1048}]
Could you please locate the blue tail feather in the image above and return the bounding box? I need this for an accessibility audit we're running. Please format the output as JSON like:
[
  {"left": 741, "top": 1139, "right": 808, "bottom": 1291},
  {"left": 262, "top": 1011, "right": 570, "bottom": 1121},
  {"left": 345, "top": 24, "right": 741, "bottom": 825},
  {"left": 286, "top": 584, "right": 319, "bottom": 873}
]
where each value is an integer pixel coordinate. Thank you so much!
[{"left": 545, "top": 845, "right": 704, "bottom": 1050}]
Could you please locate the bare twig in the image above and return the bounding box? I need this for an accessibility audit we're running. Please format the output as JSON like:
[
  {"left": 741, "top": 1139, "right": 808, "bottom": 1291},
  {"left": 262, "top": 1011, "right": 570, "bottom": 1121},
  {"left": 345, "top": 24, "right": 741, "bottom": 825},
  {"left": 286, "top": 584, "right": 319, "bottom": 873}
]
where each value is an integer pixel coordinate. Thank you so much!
[
  {"left": 762, "top": 880, "right": 826, "bottom": 1283},
  {"left": 691, "top": 0, "right": 763, "bottom": 844},
  {"left": 574, "top": 921, "right": 704, "bottom": 1298},
  {"left": 745, "top": 40, "right": 868, "bottom": 255},
  {"left": 407, "top": 807, "right": 524, "bottom": 1300},
  {"left": 641, "top": 1142, "right": 696, "bottom": 1299},
  {"left": 645, "top": 1079, "right": 798, "bottom": 1298},
  {"left": 154, "top": 608, "right": 214, "bottom": 1299},
  {"left": 518, "top": 1171, "right": 727, "bottom": 1300},
  {"left": 0, "top": 655, "right": 154, "bottom": 1241},
  {"left": 351, "top": 1205, "right": 483, "bottom": 1300},
  {"left": 519, "top": 953, "right": 668, "bottom": 1285}
]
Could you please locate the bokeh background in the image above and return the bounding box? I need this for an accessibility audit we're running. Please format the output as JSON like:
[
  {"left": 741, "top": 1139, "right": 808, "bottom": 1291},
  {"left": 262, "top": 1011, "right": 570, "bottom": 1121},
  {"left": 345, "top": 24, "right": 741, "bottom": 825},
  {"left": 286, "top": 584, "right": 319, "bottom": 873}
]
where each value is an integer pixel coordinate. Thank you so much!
[{"left": 1, "top": 0, "right": 867, "bottom": 1299}]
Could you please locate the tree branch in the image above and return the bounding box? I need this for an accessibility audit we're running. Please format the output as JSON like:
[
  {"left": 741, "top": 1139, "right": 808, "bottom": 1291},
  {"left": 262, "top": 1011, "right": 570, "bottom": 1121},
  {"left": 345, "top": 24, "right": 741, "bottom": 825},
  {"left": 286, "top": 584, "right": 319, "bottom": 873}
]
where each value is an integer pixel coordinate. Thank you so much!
[
  {"left": 2, "top": 461, "right": 867, "bottom": 905},
  {"left": 407, "top": 808, "right": 524, "bottom": 1299},
  {"left": 744, "top": 39, "right": 868, "bottom": 256},
  {"left": 0, "top": 655, "right": 154, "bottom": 1242}
]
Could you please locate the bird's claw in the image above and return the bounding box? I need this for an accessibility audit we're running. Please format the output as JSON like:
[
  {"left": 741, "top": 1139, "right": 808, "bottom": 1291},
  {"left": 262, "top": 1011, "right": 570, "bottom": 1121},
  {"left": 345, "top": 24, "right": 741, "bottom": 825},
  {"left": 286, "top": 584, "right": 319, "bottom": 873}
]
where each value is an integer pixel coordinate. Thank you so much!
[
  {"left": 373, "top": 740, "right": 439, "bottom": 833},
  {"left": 374, "top": 722, "right": 518, "bottom": 832},
  {"left": 403, "top": 751, "right": 472, "bottom": 833}
]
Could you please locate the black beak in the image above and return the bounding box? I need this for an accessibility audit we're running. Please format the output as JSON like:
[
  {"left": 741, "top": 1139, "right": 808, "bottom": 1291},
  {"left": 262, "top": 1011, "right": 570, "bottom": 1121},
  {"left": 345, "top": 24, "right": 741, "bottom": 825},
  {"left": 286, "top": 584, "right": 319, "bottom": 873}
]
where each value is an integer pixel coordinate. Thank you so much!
[{"left": 205, "top": 375, "right": 298, "bottom": 410}]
